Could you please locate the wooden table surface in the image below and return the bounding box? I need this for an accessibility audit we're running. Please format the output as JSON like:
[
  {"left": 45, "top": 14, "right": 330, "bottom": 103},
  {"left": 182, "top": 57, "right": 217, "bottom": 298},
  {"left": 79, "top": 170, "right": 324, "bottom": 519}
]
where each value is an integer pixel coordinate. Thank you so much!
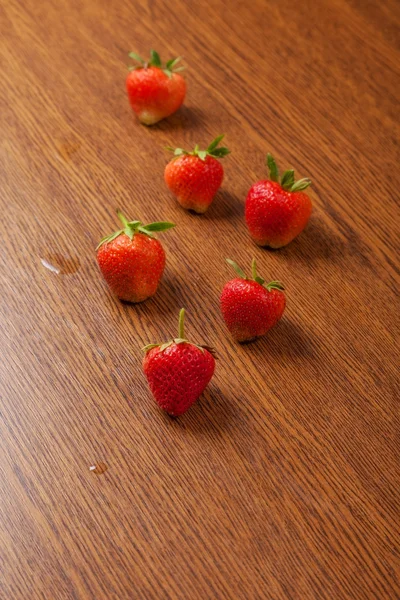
[{"left": 1, "top": 0, "right": 399, "bottom": 598}]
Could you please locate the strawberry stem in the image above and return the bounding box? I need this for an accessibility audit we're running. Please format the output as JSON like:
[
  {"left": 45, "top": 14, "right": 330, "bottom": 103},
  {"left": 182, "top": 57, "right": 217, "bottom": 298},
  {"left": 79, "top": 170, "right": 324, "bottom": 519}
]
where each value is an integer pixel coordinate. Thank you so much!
[
  {"left": 178, "top": 308, "right": 185, "bottom": 339},
  {"left": 251, "top": 258, "right": 258, "bottom": 280},
  {"left": 142, "top": 309, "right": 216, "bottom": 356}
]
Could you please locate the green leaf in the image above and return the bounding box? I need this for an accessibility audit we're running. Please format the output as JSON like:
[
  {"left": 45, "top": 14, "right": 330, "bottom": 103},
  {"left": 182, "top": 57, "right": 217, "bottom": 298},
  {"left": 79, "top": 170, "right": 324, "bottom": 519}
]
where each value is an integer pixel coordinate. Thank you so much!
[
  {"left": 137, "top": 226, "right": 155, "bottom": 238},
  {"left": 172, "top": 66, "right": 186, "bottom": 73},
  {"left": 290, "top": 178, "right": 312, "bottom": 192},
  {"left": 128, "top": 52, "right": 144, "bottom": 63},
  {"left": 210, "top": 147, "right": 230, "bottom": 158},
  {"left": 116, "top": 210, "right": 130, "bottom": 228},
  {"left": 141, "top": 343, "right": 160, "bottom": 353},
  {"left": 265, "top": 280, "right": 285, "bottom": 291},
  {"left": 163, "top": 69, "right": 173, "bottom": 79},
  {"left": 174, "top": 148, "right": 185, "bottom": 156},
  {"left": 127, "top": 220, "right": 141, "bottom": 228},
  {"left": 159, "top": 341, "right": 174, "bottom": 352},
  {"left": 281, "top": 169, "right": 295, "bottom": 190},
  {"left": 198, "top": 150, "right": 207, "bottom": 161},
  {"left": 149, "top": 49, "right": 161, "bottom": 67},
  {"left": 125, "top": 227, "right": 135, "bottom": 240},
  {"left": 266, "top": 153, "right": 279, "bottom": 182},
  {"left": 142, "top": 222, "right": 176, "bottom": 232},
  {"left": 255, "top": 276, "right": 265, "bottom": 285},
  {"left": 106, "top": 231, "right": 124, "bottom": 243},
  {"left": 166, "top": 56, "right": 182, "bottom": 70},
  {"left": 199, "top": 345, "right": 217, "bottom": 358},
  {"left": 226, "top": 258, "right": 247, "bottom": 279},
  {"left": 207, "top": 134, "right": 225, "bottom": 153},
  {"left": 95, "top": 230, "right": 123, "bottom": 251}
]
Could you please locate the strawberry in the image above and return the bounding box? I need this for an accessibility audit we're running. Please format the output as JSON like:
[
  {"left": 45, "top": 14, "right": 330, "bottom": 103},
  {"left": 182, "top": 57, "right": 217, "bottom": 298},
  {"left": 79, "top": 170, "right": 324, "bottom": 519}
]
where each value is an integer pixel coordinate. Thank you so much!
[
  {"left": 220, "top": 258, "right": 285, "bottom": 342},
  {"left": 126, "top": 50, "right": 186, "bottom": 125},
  {"left": 142, "top": 309, "right": 216, "bottom": 416},
  {"left": 245, "top": 153, "right": 312, "bottom": 248},
  {"left": 96, "top": 210, "right": 175, "bottom": 303},
  {"left": 164, "top": 135, "right": 230, "bottom": 213}
]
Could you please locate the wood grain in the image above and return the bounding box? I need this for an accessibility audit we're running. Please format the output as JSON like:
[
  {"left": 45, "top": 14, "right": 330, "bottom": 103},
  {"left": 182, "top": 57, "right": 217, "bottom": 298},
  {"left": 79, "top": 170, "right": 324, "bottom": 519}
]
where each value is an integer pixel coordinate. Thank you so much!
[{"left": 1, "top": 0, "right": 399, "bottom": 598}]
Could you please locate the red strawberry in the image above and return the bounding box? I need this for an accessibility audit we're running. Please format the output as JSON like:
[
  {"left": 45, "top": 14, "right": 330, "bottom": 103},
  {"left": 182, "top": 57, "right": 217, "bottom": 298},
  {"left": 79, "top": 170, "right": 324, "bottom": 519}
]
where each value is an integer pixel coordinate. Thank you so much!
[
  {"left": 142, "top": 309, "right": 216, "bottom": 416},
  {"left": 126, "top": 50, "right": 186, "bottom": 125},
  {"left": 164, "top": 135, "right": 230, "bottom": 213},
  {"left": 96, "top": 210, "right": 175, "bottom": 303},
  {"left": 245, "top": 154, "right": 312, "bottom": 248},
  {"left": 220, "top": 258, "right": 286, "bottom": 342}
]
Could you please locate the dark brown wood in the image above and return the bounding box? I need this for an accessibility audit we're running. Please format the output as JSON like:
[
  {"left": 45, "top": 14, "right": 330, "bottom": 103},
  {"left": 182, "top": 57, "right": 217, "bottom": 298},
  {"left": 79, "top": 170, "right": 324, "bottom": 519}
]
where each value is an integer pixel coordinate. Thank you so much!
[{"left": 1, "top": 0, "right": 399, "bottom": 598}]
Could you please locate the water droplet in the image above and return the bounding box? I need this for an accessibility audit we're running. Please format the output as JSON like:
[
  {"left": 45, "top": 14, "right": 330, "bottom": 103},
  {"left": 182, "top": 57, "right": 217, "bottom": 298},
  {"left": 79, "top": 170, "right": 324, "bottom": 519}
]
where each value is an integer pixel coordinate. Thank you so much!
[
  {"left": 40, "top": 253, "right": 80, "bottom": 275},
  {"left": 89, "top": 462, "right": 108, "bottom": 475},
  {"left": 55, "top": 140, "right": 81, "bottom": 161},
  {"left": 41, "top": 258, "right": 61, "bottom": 274}
]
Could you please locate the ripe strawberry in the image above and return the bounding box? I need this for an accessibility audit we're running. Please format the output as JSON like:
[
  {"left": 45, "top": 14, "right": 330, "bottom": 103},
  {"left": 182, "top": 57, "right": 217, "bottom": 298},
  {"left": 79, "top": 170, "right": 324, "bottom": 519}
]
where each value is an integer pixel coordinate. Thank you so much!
[
  {"left": 96, "top": 210, "right": 175, "bottom": 303},
  {"left": 142, "top": 309, "right": 216, "bottom": 416},
  {"left": 164, "top": 135, "right": 230, "bottom": 213},
  {"left": 126, "top": 50, "right": 186, "bottom": 125},
  {"left": 245, "top": 153, "right": 312, "bottom": 248},
  {"left": 220, "top": 258, "right": 286, "bottom": 342}
]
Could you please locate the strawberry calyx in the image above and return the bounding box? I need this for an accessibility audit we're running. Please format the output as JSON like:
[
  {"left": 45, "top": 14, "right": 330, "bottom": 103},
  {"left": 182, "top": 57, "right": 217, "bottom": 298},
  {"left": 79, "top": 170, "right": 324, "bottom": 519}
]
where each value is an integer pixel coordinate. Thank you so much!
[
  {"left": 128, "top": 49, "right": 185, "bottom": 79},
  {"left": 266, "top": 153, "right": 311, "bottom": 192},
  {"left": 166, "top": 134, "right": 231, "bottom": 162},
  {"left": 142, "top": 309, "right": 217, "bottom": 356},
  {"left": 96, "top": 209, "right": 175, "bottom": 251},
  {"left": 226, "top": 258, "right": 285, "bottom": 292}
]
